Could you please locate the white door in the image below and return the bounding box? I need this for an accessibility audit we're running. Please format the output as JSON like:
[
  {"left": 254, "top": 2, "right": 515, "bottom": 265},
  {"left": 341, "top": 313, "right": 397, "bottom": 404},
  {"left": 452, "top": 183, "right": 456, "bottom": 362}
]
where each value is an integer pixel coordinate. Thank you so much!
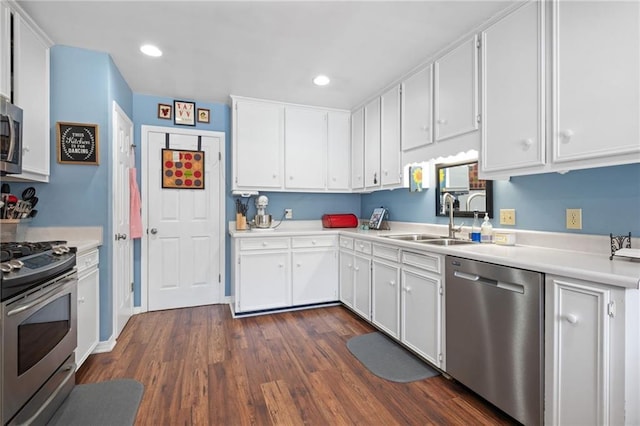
[
  {"left": 372, "top": 259, "right": 400, "bottom": 339},
  {"left": 292, "top": 249, "right": 338, "bottom": 305},
  {"left": 364, "top": 97, "right": 381, "bottom": 191},
  {"left": 112, "top": 102, "right": 134, "bottom": 337},
  {"left": 339, "top": 251, "right": 354, "bottom": 308},
  {"left": 327, "top": 111, "right": 351, "bottom": 191},
  {"left": 143, "top": 126, "right": 225, "bottom": 311},
  {"left": 351, "top": 108, "right": 365, "bottom": 190}
]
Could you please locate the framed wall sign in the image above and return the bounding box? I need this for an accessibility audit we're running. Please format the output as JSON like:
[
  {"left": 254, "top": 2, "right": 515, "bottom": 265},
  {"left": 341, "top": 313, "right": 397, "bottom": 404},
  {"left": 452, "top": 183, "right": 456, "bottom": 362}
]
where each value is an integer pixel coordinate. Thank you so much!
[
  {"left": 56, "top": 122, "right": 99, "bottom": 165},
  {"left": 158, "top": 103, "right": 172, "bottom": 120},
  {"left": 197, "top": 108, "right": 210, "bottom": 123},
  {"left": 174, "top": 100, "right": 196, "bottom": 126}
]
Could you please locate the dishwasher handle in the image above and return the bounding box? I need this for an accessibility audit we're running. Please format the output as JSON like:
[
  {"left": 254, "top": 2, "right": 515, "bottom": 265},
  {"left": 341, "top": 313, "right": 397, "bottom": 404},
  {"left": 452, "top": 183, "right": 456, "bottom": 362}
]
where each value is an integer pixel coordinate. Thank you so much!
[{"left": 453, "top": 270, "right": 524, "bottom": 294}]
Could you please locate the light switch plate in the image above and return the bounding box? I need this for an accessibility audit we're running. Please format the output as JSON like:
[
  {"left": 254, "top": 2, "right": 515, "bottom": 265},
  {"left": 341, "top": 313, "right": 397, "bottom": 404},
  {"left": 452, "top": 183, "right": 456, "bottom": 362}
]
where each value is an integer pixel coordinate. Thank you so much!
[
  {"left": 500, "top": 209, "right": 516, "bottom": 225},
  {"left": 566, "top": 208, "right": 582, "bottom": 230},
  {"left": 284, "top": 208, "right": 293, "bottom": 219}
]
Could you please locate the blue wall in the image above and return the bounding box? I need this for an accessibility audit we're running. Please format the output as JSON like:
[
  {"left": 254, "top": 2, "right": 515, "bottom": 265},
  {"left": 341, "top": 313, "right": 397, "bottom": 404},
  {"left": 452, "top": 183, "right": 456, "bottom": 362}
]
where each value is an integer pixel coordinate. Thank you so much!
[
  {"left": 7, "top": 45, "right": 134, "bottom": 341},
  {"left": 363, "top": 163, "right": 640, "bottom": 236}
]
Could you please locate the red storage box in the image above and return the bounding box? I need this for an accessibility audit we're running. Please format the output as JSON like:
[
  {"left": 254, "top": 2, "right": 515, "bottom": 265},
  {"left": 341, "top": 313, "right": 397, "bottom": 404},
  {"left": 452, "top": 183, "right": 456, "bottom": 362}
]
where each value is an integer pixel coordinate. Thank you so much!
[{"left": 322, "top": 213, "right": 359, "bottom": 228}]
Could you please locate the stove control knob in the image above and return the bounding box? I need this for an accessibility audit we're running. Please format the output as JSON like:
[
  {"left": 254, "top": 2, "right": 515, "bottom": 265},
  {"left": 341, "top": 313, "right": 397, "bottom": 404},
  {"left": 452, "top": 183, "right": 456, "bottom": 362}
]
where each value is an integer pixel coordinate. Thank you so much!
[
  {"left": 8, "top": 259, "right": 23, "bottom": 270},
  {"left": 1, "top": 263, "right": 12, "bottom": 273}
]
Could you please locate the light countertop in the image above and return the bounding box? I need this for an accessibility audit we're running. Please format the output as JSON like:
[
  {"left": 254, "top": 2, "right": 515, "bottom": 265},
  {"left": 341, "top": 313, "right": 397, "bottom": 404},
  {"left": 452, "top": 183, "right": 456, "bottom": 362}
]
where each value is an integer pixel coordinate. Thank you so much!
[{"left": 229, "top": 221, "right": 640, "bottom": 289}]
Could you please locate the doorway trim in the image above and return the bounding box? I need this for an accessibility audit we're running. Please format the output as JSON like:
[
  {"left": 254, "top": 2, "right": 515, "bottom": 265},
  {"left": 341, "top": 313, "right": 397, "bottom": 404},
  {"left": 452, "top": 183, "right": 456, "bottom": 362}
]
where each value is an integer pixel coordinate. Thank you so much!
[{"left": 140, "top": 125, "right": 226, "bottom": 312}]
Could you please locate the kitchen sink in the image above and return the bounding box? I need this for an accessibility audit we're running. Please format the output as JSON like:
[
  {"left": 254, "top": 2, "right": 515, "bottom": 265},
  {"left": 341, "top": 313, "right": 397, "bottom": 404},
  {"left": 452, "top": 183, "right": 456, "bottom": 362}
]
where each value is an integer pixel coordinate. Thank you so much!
[
  {"left": 382, "top": 233, "right": 443, "bottom": 241},
  {"left": 418, "top": 238, "right": 474, "bottom": 246}
]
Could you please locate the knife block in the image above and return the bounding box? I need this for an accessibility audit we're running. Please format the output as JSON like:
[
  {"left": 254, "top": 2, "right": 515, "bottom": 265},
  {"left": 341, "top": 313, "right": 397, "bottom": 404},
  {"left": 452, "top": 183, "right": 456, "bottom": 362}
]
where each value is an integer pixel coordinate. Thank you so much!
[{"left": 236, "top": 213, "right": 247, "bottom": 231}]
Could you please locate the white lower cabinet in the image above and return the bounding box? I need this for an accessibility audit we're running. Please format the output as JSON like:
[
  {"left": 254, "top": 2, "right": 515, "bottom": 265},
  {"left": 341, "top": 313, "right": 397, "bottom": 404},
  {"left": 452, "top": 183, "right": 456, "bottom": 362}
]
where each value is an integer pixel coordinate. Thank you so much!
[
  {"left": 76, "top": 248, "right": 99, "bottom": 368},
  {"left": 372, "top": 258, "right": 400, "bottom": 339},
  {"left": 400, "top": 251, "right": 443, "bottom": 368},
  {"left": 339, "top": 237, "right": 373, "bottom": 321},
  {"left": 233, "top": 234, "right": 338, "bottom": 314},
  {"left": 545, "top": 275, "right": 635, "bottom": 426},
  {"left": 237, "top": 250, "right": 291, "bottom": 312},
  {"left": 339, "top": 250, "right": 355, "bottom": 308},
  {"left": 292, "top": 248, "right": 338, "bottom": 305}
]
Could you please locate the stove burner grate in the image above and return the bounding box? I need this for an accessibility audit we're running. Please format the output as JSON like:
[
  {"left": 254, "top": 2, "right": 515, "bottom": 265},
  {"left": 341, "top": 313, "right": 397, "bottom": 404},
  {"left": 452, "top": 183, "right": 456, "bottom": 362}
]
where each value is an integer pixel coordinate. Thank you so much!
[{"left": 0, "top": 241, "right": 67, "bottom": 261}]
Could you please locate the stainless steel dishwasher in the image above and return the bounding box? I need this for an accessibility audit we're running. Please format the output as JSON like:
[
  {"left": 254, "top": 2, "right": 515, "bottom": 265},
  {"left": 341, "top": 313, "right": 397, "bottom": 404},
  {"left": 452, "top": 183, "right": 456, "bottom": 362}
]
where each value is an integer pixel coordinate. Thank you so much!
[{"left": 445, "top": 256, "right": 544, "bottom": 426}]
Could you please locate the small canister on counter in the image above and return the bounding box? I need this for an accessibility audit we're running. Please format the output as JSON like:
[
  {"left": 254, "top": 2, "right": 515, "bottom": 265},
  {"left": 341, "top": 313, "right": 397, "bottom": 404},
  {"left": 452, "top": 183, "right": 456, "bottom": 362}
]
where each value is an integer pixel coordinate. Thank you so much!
[{"left": 493, "top": 230, "right": 516, "bottom": 246}]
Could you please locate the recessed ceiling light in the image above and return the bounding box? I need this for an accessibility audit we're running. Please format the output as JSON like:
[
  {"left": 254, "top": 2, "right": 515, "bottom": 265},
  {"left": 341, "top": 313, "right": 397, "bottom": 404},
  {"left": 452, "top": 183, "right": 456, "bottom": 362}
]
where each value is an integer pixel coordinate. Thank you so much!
[
  {"left": 313, "top": 75, "right": 330, "bottom": 86},
  {"left": 140, "top": 44, "right": 162, "bottom": 57}
]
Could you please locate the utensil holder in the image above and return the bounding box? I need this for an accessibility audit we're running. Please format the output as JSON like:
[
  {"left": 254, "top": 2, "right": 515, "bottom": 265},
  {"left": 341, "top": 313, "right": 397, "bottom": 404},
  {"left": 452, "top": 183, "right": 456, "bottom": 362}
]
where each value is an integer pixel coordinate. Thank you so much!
[
  {"left": 236, "top": 213, "right": 247, "bottom": 231},
  {"left": 0, "top": 218, "right": 32, "bottom": 242}
]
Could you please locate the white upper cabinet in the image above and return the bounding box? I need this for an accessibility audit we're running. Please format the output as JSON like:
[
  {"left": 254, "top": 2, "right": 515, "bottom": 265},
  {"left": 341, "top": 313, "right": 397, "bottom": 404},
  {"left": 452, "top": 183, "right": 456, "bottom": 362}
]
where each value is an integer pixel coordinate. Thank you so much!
[
  {"left": 552, "top": 0, "right": 640, "bottom": 164},
  {"left": 481, "top": 1, "right": 545, "bottom": 175},
  {"left": 327, "top": 111, "right": 351, "bottom": 191},
  {"left": 285, "top": 106, "right": 326, "bottom": 190},
  {"left": 380, "top": 85, "right": 402, "bottom": 188},
  {"left": 434, "top": 36, "right": 479, "bottom": 141},
  {"left": 233, "top": 98, "right": 284, "bottom": 190},
  {"left": 2, "top": 3, "right": 52, "bottom": 183},
  {"left": 351, "top": 108, "right": 365, "bottom": 191},
  {"left": 0, "top": 1, "right": 10, "bottom": 98},
  {"left": 364, "top": 97, "right": 381, "bottom": 191},
  {"left": 401, "top": 65, "right": 433, "bottom": 152},
  {"left": 232, "top": 96, "right": 351, "bottom": 192}
]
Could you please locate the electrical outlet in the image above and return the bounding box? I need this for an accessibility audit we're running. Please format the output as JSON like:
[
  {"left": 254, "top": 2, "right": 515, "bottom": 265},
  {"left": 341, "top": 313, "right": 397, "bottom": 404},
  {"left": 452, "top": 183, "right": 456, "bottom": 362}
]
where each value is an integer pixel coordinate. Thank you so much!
[
  {"left": 284, "top": 208, "right": 293, "bottom": 219},
  {"left": 566, "top": 208, "right": 582, "bottom": 230},
  {"left": 499, "top": 209, "right": 516, "bottom": 225}
]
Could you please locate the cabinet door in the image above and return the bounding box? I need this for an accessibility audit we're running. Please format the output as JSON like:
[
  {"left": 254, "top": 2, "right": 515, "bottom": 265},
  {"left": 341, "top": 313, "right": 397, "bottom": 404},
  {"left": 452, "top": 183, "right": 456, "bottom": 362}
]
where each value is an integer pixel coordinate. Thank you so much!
[
  {"left": 237, "top": 251, "right": 290, "bottom": 312},
  {"left": 380, "top": 85, "right": 402, "bottom": 187},
  {"left": 77, "top": 267, "right": 99, "bottom": 368},
  {"left": 12, "top": 13, "right": 50, "bottom": 182},
  {"left": 327, "top": 111, "right": 351, "bottom": 190},
  {"left": 553, "top": 1, "right": 640, "bottom": 163},
  {"left": 285, "top": 107, "right": 326, "bottom": 190},
  {"left": 234, "top": 100, "right": 283, "bottom": 189},
  {"left": 372, "top": 259, "right": 400, "bottom": 339},
  {"left": 545, "top": 276, "right": 613, "bottom": 426},
  {"left": 481, "top": 1, "right": 545, "bottom": 174},
  {"left": 339, "top": 251, "right": 355, "bottom": 308},
  {"left": 364, "top": 97, "right": 381, "bottom": 190},
  {"left": 401, "top": 266, "right": 442, "bottom": 367},
  {"left": 434, "top": 36, "right": 478, "bottom": 141},
  {"left": 402, "top": 65, "right": 433, "bottom": 152},
  {"left": 0, "top": 2, "right": 10, "bottom": 98},
  {"left": 351, "top": 108, "right": 365, "bottom": 190},
  {"left": 292, "top": 249, "right": 338, "bottom": 305},
  {"left": 353, "top": 254, "right": 371, "bottom": 320}
]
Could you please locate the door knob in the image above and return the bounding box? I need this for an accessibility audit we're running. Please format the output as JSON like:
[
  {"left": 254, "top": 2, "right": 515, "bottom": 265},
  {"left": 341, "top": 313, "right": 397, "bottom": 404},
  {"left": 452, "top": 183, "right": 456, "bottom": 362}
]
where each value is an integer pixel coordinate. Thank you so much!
[{"left": 150, "top": 228, "right": 158, "bottom": 235}]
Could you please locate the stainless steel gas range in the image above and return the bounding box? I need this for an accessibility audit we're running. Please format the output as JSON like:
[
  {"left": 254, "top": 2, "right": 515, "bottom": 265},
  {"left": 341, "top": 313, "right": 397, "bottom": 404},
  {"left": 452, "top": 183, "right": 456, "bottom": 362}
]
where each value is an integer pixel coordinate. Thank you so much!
[{"left": 0, "top": 241, "right": 77, "bottom": 425}]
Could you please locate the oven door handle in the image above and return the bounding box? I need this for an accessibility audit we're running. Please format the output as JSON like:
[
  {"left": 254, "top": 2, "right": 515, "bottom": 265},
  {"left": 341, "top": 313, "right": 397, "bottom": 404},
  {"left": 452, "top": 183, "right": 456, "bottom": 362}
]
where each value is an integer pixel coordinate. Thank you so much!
[
  {"left": 6, "top": 276, "right": 75, "bottom": 317},
  {"left": 17, "top": 361, "right": 76, "bottom": 426}
]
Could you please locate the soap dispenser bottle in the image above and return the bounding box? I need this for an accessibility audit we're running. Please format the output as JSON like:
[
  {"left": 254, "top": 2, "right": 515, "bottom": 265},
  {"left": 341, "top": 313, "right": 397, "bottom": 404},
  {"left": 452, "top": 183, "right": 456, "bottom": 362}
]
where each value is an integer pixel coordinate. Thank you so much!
[
  {"left": 471, "top": 210, "right": 481, "bottom": 242},
  {"left": 480, "top": 213, "right": 493, "bottom": 244}
]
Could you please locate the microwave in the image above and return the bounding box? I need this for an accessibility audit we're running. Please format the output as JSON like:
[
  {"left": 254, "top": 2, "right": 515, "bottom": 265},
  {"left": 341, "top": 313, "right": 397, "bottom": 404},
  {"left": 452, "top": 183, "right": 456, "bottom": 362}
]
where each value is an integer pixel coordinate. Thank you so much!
[{"left": 0, "top": 96, "right": 23, "bottom": 175}]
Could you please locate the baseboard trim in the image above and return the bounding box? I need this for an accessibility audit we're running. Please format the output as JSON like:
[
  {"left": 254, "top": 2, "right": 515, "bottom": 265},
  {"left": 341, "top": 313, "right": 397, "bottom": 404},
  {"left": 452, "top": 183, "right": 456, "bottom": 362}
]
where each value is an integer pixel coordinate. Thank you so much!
[{"left": 93, "top": 338, "right": 117, "bottom": 354}]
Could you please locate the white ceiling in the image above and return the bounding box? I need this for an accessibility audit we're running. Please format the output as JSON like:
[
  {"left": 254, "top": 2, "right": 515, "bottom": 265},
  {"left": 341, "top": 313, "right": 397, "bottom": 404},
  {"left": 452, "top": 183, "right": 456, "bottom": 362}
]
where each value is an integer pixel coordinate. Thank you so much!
[{"left": 17, "top": 0, "right": 516, "bottom": 110}]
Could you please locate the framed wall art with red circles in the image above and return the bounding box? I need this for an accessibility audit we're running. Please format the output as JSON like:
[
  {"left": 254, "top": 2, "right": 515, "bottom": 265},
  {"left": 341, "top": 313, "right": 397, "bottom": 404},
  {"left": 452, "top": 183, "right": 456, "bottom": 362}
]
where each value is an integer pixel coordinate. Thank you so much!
[{"left": 161, "top": 149, "right": 205, "bottom": 189}]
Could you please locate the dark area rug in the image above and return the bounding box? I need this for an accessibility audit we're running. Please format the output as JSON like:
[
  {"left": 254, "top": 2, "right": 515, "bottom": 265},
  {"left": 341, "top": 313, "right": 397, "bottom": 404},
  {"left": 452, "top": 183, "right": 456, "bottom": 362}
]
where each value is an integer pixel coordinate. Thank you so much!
[
  {"left": 47, "top": 379, "right": 144, "bottom": 426},
  {"left": 347, "top": 332, "right": 440, "bottom": 383}
]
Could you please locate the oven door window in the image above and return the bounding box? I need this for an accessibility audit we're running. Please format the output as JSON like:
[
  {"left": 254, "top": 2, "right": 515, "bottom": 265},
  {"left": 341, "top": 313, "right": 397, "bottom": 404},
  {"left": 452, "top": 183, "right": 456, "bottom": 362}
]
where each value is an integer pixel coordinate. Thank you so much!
[{"left": 18, "top": 293, "right": 71, "bottom": 375}]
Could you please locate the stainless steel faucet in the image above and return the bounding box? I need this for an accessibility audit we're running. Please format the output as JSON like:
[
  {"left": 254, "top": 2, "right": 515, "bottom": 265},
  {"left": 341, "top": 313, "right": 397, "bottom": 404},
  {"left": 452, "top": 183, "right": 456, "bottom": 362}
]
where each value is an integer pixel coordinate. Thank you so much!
[{"left": 443, "top": 193, "right": 463, "bottom": 239}]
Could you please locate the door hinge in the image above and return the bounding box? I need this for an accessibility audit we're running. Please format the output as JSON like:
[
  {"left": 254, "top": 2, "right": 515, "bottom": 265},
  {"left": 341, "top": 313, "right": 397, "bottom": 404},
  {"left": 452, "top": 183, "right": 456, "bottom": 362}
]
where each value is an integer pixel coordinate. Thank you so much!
[
  {"left": 218, "top": 274, "right": 221, "bottom": 283},
  {"left": 607, "top": 301, "right": 616, "bottom": 318},
  {"left": 476, "top": 114, "right": 481, "bottom": 124},
  {"left": 438, "top": 353, "right": 443, "bottom": 362},
  {"left": 439, "top": 286, "right": 443, "bottom": 295},
  {"left": 476, "top": 39, "right": 481, "bottom": 49},
  {"left": 219, "top": 152, "right": 222, "bottom": 161},
  {"left": 130, "top": 282, "right": 134, "bottom": 293}
]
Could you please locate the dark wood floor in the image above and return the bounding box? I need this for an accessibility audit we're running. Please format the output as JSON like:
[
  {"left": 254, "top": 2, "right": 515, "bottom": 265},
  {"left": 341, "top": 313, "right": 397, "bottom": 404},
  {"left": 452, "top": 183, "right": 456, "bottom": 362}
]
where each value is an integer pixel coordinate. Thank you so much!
[{"left": 77, "top": 305, "right": 517, "bottom": 425}]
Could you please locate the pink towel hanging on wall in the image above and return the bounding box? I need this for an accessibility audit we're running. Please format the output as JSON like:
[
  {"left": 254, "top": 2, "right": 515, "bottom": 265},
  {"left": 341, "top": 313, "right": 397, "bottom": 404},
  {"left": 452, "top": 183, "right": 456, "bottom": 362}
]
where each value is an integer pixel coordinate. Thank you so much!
[{"left": 130, "top": 150, "right": 143, "bottom": 239}]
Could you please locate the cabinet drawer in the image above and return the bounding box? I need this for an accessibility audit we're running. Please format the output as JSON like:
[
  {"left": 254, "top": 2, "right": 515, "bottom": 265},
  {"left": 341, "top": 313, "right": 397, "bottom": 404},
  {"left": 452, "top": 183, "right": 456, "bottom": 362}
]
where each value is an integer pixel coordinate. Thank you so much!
[
  {"left": 354, "top": 239, "right": 372, "bottom": 255},
  {"left": 239, "top": 238, "right": 290, "bottom": 251},
  {"left": 373, "top": 244, "right": 400, "bottom": 261},
  {"left": 339, "top": 236, "right": 354, "bottom": 250},
  {"left": 292, "top": 235, "right": 336, "bottom": 249},
  {"left": 76, "top": 249, "right": 99, "bottom": 273},
  {"left": 402, "top": 251, "right": 441, "bottom": 274}
]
